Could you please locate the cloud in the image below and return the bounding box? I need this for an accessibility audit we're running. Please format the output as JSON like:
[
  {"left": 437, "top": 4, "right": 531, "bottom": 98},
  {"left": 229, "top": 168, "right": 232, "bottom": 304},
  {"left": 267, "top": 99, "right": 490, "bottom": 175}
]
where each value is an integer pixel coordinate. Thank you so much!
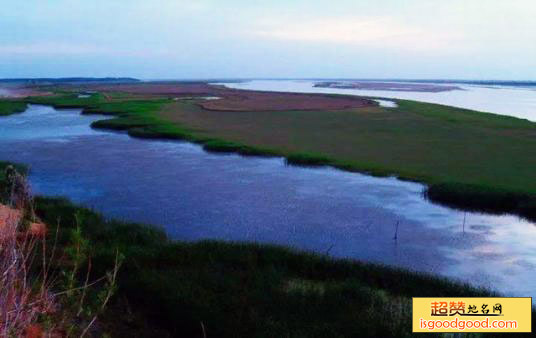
[
  {"left": 0, "top": 43, "right": 108, "bottom": 55},
  {"left": 0, "top": 42, "right": 172, "bottom": 58},
  {"left": 251, "top": 17, "right": 459, "bottom": 51}
]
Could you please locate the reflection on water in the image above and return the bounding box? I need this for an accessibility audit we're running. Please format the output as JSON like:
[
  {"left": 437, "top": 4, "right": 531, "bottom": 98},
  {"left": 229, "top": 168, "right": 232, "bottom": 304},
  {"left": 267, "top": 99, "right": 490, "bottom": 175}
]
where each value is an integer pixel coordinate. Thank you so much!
[
  {"left": 220, "top": 80, "right": 536, "bottom": 121},
  {"left": 1, "top": 105, "right": 536, "bottom": 299}
]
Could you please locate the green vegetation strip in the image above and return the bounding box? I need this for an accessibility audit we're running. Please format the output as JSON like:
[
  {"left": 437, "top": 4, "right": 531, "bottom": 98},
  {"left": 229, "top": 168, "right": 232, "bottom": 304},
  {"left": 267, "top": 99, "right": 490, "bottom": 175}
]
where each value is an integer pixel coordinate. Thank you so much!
[
  {"left": 5, "top": 91, "right": 536, "bottom": 220},
  {"left": 0, "top": 100, "right": 27, "bottom": 116},
  {"left": 2, "top": 161, "right": 525, "bottom": 337}
]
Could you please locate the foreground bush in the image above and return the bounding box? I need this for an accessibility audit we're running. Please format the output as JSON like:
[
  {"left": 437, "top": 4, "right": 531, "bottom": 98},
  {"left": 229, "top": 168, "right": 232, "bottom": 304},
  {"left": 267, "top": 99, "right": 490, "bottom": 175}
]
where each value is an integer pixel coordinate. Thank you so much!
[
  {"left": 0, "top": 205, "right": 53, "bottom": 336},
  {"left": 0, "top": 166, "right": 120, "bottom": 337}
]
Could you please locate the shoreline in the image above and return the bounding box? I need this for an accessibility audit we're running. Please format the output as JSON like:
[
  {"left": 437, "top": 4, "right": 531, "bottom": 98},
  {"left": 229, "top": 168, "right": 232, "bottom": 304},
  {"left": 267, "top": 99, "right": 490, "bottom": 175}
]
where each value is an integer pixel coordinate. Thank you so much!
[{"left": 314, "top": 81, "right": 462, "bottom": 92}]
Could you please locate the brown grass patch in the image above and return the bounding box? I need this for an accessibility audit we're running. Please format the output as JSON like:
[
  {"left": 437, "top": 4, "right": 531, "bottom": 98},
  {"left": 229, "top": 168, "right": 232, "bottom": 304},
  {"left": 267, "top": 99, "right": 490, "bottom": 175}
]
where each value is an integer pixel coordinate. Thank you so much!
[{"left": 86, "top": 82, "right": 376, "bottom": 111}]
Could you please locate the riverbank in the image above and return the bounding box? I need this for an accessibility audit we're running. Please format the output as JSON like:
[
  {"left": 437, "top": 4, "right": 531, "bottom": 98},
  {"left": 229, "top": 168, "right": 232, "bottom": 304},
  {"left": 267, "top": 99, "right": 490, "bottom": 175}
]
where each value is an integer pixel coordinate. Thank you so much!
[
  {"left": 0, "top": 100, "right": 27, "bottom": 116},
  {"left": 3, "top": 161, "right": 523, "bottom": 337},
  {"left": 9, "top": 83, "right": 536, "bottom": 222}
]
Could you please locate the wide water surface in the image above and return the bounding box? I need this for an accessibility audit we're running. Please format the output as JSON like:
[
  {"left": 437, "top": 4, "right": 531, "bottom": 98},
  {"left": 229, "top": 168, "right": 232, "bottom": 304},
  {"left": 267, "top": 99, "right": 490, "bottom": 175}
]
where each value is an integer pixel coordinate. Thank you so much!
[
  {"left": 1, "top": 105, "right": 536, "bottom": 298},
  {"left": 221, "top": 80, "right": 536, "bottom": 121}
]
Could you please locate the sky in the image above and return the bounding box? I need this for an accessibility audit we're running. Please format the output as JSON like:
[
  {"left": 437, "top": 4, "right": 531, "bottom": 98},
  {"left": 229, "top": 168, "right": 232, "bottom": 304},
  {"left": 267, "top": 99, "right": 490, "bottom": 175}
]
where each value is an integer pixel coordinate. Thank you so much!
[{"left": 1, "top": 0, "right": 535, "bottom": 80}]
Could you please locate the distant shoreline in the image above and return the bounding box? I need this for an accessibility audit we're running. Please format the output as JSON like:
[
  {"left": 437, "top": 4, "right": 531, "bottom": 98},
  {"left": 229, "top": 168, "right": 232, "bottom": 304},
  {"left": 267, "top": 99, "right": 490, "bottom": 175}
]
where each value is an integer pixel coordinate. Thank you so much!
[{"left": 314, "top": 81, "right": 462, "bottom": 92}]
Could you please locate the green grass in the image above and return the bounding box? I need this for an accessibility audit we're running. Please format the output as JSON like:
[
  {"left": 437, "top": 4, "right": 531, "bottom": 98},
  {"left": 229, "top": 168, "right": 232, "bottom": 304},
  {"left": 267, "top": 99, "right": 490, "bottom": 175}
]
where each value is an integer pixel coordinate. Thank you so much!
[
  {"left": 30, "top": 196, "right": 507, "bottom": 337},
  {"left": 0, "top": 100, "right": 27, "bottom": 116},
  {"left": 426, "top": 183, "right": 536, "bottom": 219},
  {"left": 285, "top": 152, "right": 333, "bottom": 166},
  {"left": 26, "top": 93, "right": 168, "bottom": 128},
  {"left": 396, "top": 99, "right": 533, "bottom": 129}
]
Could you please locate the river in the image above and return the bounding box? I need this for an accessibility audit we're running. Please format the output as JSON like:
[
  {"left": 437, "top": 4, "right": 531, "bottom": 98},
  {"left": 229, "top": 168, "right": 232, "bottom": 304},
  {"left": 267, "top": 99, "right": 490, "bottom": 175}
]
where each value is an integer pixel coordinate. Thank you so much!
[{"left": 1, "top": 104, "right": 536, "bottom": 299}]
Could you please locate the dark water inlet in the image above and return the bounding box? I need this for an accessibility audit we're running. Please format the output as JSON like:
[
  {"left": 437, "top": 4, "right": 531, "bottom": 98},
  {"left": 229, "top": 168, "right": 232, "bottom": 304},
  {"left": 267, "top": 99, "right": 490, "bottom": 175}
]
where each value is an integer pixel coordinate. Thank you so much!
[{"left": 1, "top": 105, "right": 536, "bottom": 299}]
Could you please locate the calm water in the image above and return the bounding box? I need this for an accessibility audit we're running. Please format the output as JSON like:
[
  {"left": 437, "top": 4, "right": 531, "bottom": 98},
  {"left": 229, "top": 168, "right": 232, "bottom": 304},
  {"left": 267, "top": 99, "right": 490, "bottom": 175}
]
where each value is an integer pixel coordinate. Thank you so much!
[
  {"left": 1, "top": 105, "right": 536, "bottom": 299},
  {"left": 220, "top": 80, "right": 536, "bottom": 121}
]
